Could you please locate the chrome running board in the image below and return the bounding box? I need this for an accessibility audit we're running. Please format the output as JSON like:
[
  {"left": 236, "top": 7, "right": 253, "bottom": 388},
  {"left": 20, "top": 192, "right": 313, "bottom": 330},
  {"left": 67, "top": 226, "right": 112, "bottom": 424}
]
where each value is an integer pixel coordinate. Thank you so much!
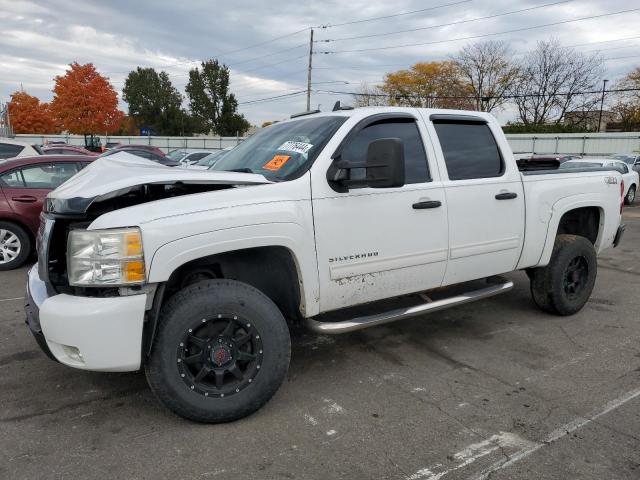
[{"left": 304, "top": 278, "right": 514, "bottom": 334}]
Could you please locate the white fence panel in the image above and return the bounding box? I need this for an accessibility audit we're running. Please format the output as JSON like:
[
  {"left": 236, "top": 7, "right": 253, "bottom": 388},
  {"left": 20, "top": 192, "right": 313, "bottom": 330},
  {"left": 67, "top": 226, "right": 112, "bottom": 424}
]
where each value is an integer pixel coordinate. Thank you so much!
[
  {"left": 505, "top": 132, "right": 640, "bottom": 156},
  {"left": 14, "top": 134, "right": 245, "bottom": 153},
  {"left": 14, "top": 132, "right": 640, "bottom": 156}
]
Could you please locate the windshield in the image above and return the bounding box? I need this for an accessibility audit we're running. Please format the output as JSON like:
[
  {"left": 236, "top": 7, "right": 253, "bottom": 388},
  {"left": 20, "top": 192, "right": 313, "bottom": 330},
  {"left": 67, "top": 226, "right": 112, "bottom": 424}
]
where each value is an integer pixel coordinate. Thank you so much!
[
  {"left": 197, "top": 150, "right": 227, "bottom": 166},
  {"left": 166, "top": 150, "right": 187, "bottom": 161},
  {"left": 211, "top": 116, "right": 347, "bottom": 180}
]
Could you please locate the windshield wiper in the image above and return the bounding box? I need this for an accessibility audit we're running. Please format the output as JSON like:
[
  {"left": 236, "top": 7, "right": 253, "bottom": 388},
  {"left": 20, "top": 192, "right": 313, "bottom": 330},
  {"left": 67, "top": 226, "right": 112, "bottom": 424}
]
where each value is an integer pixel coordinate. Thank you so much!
[{"left": 227, "top": 168, "right": 255, "bottom": 173}]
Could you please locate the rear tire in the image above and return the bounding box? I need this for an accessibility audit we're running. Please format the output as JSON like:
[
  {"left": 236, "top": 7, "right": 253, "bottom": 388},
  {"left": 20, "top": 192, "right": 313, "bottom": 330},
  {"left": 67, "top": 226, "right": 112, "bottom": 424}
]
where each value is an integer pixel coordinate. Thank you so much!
[
  {"left": 0, "top": 221, "right": 31, "bottom": 271},
  {"left": 529, "top": 234, "right": 597, "bottom": 316},
  {"left": 625, "top": 185, "right": 636, "bottom": 205},
  {"left": 145, "top": 279, "right": 291, "bottom": 423}
]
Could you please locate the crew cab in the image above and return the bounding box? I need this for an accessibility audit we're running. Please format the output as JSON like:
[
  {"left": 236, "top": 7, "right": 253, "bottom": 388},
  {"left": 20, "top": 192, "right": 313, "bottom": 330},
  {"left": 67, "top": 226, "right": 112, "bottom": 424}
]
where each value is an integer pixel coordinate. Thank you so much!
[{"left": 25, "top": 107, "right": 626, "bottom": 423}]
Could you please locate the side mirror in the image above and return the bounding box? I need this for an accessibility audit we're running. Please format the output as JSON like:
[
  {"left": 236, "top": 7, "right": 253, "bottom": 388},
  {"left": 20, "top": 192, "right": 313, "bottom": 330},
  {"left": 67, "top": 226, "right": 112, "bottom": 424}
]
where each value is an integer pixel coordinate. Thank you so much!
[
  {"left": 365, "top": 138, "right": 405, "bottom": 188},
  {"left": 329, "top": 138, "right": 405, "bottom": 190}
]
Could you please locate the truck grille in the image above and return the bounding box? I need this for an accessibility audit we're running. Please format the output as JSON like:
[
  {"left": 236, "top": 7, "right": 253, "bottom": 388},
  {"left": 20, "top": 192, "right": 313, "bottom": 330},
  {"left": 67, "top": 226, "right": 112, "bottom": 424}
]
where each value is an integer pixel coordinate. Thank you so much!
[{"left": 36, "top": 214, "right": 55, "bottom": 282}]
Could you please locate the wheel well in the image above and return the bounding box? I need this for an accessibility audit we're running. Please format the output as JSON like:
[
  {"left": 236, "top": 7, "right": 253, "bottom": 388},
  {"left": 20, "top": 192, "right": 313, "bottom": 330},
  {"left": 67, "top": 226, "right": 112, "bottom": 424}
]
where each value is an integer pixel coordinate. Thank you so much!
[
  {"left": 556, "top": 207, "right": 601, "bottom": 245},
  {"left": 163, "top": 246, "right": 303, "bottom": 321}
]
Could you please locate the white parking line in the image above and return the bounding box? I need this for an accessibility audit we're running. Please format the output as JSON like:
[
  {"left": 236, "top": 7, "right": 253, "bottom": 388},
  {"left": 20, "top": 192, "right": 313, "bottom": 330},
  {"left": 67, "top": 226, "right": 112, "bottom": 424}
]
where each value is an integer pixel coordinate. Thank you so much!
[
  {"left": 470, "top": 387, "right": 640, "bottom": 480},
  {"left": 0, "top": 297, "right": 23, "bottom": 303},
  {"left": 405, "top": 387, "right": 640, "bottom": 480}
]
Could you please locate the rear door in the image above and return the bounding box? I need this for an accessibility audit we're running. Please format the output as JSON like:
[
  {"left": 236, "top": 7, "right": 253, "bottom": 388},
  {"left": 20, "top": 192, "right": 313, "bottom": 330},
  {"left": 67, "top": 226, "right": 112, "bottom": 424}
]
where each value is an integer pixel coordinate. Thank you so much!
[{"left": 426, "top": 114, "right": 525, "bottom": 285}]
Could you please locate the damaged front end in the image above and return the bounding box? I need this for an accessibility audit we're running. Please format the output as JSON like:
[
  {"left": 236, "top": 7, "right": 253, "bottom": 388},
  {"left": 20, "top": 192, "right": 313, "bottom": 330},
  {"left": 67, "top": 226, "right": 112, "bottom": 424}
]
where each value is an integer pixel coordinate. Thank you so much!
[{"left": 38, "top": 153, "right": 271, "bottom": 295}]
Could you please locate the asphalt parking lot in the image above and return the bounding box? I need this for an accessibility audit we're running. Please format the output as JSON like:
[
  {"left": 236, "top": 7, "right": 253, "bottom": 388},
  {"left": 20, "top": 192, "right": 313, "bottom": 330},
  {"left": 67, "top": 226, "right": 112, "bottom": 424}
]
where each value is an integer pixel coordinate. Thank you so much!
[{"left": 1, "top": 205, "right": 639, "bottom": 480}]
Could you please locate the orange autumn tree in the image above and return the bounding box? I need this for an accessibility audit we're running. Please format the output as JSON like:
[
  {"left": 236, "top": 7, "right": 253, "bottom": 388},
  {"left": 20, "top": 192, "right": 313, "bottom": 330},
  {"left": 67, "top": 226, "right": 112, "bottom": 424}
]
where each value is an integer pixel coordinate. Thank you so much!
[
  {"left": 50, "top": 62, "right": 124, "bottom": 134},
  {"left": 382, "top": 61, "right": 474, "bottom": 110},
  {"left": 8, "top": 91, "right": 59, "bottom": 134}
]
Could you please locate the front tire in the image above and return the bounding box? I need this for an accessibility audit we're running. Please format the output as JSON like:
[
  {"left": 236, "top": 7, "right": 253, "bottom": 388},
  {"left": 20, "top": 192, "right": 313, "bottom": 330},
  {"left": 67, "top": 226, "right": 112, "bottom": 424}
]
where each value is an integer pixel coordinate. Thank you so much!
[
  {"left": 145, "top": 279, "right": 291, "bottom": 423},
  {"left": 625, "top": 185, "right": 636, "bottom": 205},
  {"left": 529, "top": 234, "right": 597, "bottom": 316},
  {"left": 0, "top": 221, "right": 31, "bottom": 271}
]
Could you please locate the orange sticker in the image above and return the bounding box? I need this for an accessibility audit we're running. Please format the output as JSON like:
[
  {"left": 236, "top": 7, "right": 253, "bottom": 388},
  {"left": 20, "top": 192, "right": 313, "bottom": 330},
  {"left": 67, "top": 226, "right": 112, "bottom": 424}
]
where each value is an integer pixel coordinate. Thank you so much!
[{"left": 263, "top": 155, "right": 291, "bottom": 171}]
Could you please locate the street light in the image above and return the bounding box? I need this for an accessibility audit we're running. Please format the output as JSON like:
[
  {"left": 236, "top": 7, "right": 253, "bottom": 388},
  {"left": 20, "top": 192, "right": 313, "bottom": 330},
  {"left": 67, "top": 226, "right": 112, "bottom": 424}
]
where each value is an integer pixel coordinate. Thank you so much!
[{"left": 597, "top": 79, "right": 609, "bottom": 133}]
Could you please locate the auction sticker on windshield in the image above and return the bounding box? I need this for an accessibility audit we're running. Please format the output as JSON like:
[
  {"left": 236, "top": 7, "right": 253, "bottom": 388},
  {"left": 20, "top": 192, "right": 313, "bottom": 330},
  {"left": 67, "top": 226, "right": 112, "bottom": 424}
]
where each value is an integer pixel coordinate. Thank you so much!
[
  {"left": 263, "top": 155, "right": 291, "bottom": 171},
  {"left": 278, "top": 141, "right": 313, "bottom": 155}
]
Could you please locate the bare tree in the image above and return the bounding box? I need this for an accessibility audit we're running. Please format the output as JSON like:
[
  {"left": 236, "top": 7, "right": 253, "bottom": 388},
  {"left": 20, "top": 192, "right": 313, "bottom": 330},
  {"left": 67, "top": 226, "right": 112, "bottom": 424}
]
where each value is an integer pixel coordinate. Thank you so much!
[
  {"left": 611, "top": 67, "right": 640, "bottom": 130},
  {"left": 510, "top": 39, "right": 604, "bottom": 125},
  {"left": 352, "top": 82, "right": 389, "bottom": 107},
  {"left": 453, "top": 40, "right": 520, "bottom": 112}
]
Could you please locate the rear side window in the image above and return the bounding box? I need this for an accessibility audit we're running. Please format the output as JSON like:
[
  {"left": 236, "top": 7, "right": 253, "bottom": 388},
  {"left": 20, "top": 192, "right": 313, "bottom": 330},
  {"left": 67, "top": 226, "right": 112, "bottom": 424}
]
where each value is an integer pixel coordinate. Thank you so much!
[
  {"left": 0, "top": 170, "right": 25, "bottom": 187},
  {"left": 341, "top": 119, "right": 430, "bottom": 184},
  {"left": 433, "top": 122, "right": 503, "bottom": 180},
  {"left": 187, "top": 152, "right": 209, "bottom": 162},
  {"left": 21, "top": 163, "right": 79, "bottom": 189},
  {"left": 0, "top": 143, "right": 25, "bottom": 159}
]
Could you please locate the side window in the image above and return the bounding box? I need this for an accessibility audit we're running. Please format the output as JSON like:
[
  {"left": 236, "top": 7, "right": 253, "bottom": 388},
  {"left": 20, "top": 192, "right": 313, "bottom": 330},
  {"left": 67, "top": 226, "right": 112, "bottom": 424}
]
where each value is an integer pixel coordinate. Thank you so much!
[
  {"left": 188, "top": 152, "right": 209, "bottom": 162},
  {"left": 341, "top": 119, "right": 430, "bottom": 184},
  {"left": 433, "top": 121, "right": 504, "bottom": 180},
  {"left": 0, "top": 170, "right": 25, "bottom": 187},
  {"left": 21, "top": 163, "right": 79, "bottom": 189},
  {"left": 0, "top": 143, "right": 25, "bottom": 159}
]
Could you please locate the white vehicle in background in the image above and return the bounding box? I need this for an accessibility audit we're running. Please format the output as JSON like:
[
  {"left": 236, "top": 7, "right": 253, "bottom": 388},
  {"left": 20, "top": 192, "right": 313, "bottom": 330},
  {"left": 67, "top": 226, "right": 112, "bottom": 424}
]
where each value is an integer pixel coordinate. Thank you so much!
[
  {"left": 561, "top": 158, "right": 638, "bottom": 204},
  {"left": 0, "top": 138, "right": 42, "bottom": 159},
  {"left": 611, "top": 153, "right": 640, "bottom": 174},
  {"left": 26, "top": 107, "right": 626, "bottom": 423},
  {"left": 166, "top": 149, "right": 212, "bottom": 167},
  {"left": 183, "top": 148, "right": 233, "bottom": 170}
]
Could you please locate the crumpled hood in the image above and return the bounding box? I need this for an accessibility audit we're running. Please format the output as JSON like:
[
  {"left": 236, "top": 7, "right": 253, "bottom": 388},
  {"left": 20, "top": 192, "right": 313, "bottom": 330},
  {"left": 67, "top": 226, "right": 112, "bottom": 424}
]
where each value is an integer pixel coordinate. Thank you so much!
[{"left": 46, "top": 152, "right": 271, "bottom": 214}]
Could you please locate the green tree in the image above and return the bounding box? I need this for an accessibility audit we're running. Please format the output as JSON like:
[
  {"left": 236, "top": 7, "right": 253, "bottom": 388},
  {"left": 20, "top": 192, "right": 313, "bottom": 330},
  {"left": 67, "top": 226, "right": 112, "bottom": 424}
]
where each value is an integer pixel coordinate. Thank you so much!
[
  {"left": 185, "top": 59, "right": 250, "bottom": 135},
  {"left": 123, "top": 67, "right": 193, "bottom": 135}
]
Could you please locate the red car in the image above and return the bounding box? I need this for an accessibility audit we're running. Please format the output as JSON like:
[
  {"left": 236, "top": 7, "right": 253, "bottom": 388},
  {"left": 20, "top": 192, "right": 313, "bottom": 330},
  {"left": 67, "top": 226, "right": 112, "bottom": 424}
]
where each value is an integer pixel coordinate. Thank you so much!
[
  {"left": 42, "top": 145, "right": 98, "bottom": 156},
  {"left": 0, "top": 155, "right": 96, "bottom": 270}
]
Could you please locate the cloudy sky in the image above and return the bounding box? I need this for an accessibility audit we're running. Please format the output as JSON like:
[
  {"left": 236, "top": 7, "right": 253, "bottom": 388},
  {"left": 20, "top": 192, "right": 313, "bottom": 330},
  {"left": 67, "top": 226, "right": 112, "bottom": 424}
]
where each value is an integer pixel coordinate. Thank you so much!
[{"left": 1, "top": 0, "right": 639, "bottom": 126}]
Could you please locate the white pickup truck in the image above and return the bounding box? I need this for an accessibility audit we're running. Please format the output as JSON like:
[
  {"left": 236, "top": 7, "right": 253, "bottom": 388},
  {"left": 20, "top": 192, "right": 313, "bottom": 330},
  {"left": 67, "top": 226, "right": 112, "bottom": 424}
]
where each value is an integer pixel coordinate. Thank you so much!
[{"left": 25, "top": 107, "right": 626, "bottom": 423}]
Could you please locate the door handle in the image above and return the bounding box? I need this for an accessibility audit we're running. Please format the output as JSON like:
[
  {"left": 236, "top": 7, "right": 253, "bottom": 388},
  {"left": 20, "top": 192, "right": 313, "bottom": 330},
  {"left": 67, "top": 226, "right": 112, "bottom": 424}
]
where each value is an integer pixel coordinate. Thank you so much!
[
  {"left": 495, "top": 192, "right": 518, "bottom": 200},
  {"left": 11, "top": 195, "right": 37, "bottom": 203},
  {"left": 412, "top": 200, "right": 442, "bottom": 209}
]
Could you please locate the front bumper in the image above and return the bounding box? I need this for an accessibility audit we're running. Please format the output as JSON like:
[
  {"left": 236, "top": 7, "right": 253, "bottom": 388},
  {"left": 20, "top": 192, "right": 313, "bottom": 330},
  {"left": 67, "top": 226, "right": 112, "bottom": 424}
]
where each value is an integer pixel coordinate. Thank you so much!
[{"left": 25, "top": 265, "right": 147, "bottom": 372}]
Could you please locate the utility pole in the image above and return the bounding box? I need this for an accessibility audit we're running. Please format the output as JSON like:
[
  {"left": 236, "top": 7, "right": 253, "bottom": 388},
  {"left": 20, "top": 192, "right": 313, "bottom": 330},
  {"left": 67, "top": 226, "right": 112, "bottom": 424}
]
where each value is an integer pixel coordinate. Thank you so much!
[
  {"left": 597, "top": 79, "right": 608, "bottom": 132},
  {"left": 306, "top": 28, "right": 314, "bottom": 112}
]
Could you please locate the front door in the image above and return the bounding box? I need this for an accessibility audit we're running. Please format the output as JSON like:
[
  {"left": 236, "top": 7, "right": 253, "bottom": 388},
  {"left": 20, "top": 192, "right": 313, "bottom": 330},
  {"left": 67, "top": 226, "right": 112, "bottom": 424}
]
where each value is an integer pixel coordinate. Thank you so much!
[
  {"left": 0, "top": 162, "right": 80, "bottom": 233},
  {"left": 312, "top": 114, "right": 449, "bottom": 313},
  {"left": 426, "top": 114, "right": 525, "bottom": 285}
]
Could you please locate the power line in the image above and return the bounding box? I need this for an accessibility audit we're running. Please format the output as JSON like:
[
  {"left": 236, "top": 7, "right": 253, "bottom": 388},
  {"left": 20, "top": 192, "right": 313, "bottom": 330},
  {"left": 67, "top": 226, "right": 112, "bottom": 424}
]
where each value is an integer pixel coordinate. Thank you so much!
[
  {"left": 314, "top": 87, "right": 640, "bottom": 100},
  {"left": 311, "top": 34, "right": 640, "bottom": 70},
  {"left": 226, "top": 43, "right": 307, "bottom": 68},
  {"left": 211, "top": 27, "right": 310, "bottom": 59},
  {"left": 562, "top": 35, "right": 640, "bottom": 48},
  {"left": 316, "top": 0, "right": 473, "bottom": 29},
  {"left": 604, "top": 54, "right": 640, "bottom": 61},
  {"left": 238, "top": 90, "right": 307, "bottom": 105},
  {"left": 318, "top": 0, "right": 573, "bottom": 43},
  {"left": 318, "top": 8, "right": 640, "bottom": 54}
]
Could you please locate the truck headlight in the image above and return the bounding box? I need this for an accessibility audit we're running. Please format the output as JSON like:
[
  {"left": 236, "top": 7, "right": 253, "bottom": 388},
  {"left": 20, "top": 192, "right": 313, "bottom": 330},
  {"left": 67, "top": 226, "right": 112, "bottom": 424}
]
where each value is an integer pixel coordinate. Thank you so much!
[{"left": 67, "top": 228, "right": 145, "bottom": 286}]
